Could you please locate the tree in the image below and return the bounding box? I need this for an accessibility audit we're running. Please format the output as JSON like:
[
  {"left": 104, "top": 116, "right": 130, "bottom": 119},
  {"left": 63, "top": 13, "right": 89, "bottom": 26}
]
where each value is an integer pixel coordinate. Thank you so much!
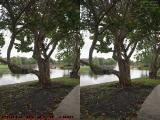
[
  {"left": 136, "top": 31, "right": 160, "bottom": 79},
  {"left": 56, "top": 0, "right": 81, "bottom": 79},
  {"left": 0, "top": 0, "right": 39, "bottom": 78},
  {"left": 69, "top": 33, "right": 81, "bottom": 78},
  {"left": 136, "top": 51, "right": 152, "bottom": 68},
  {"left": 0, "top": 0, "right": 80, "bottom": 87},
  {"left": 56, "top": 32, "right": 82, "bottom": 78},
  {"left": 80, "top": 0, "right": 119, "bottom": 77},
  {"left": 81, "top": 0, "right": 154, "bottom": 88},
  {"left": 135, "top": 0, "right": 160, "bottom": 79}
]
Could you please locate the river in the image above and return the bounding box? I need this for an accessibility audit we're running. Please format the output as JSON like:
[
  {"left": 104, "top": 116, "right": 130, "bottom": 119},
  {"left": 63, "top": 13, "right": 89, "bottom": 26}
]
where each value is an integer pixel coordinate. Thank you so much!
[
  {"left": 0, "top": 68, "right": 70, "bottom": 86},
  {"left": 80, "top": 64, "right": 149, "bottom": 86},
  {"left": 0, "top": 66, "right": 149, "bottom": 86},
  {"left": 80, "top": 69, "right": 149, "bottom": 86}
]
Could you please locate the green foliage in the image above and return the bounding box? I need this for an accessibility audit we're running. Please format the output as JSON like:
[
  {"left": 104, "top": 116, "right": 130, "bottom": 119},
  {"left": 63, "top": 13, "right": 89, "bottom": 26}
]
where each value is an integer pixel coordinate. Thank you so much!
[
  {"left": 0, "top": 33, "right": 5, "bottom": 54},
  {"left": 57, "top": 32, "right": 82, "bottom": 66},
  {"left": 81, "top": 0, "right": 160, "bottom": 64},
  {"left": 93, "top": 57, "right": 116, "bottom": 66},
  {"left": 0, "top": 33, "right": 5, "bottom": 47},
  {"left": 56, "top": 0, "right": 80, "bottom": 31},
  {"left": 49, "top": 58, "right": 56, "bottom": 65},
  {"left": 80, "top": 66, "right": 90, "bottom": 73},
  {"left": 56, "top": 50, "right": 74, "bottom": 65},
  {"left": 135, "top": 50, "right": 152, "bottom": 69},
  {"left": 14, "top": 30, "right": 33, "bottom": 52},
  {"left": 56, "top": 0, "right": 81, "bottom": 67},
  {"left": 135, "top": 0, "right": 160, "bottom": 71},
  {"left": 10, "top": 57, "right": 36, "bottom": 65},
  {"left": 0, "top": 0, "right": 80, "bottom": 60},
  {"left": 95, "top": 31, "right": 113, "bottom": 53}
]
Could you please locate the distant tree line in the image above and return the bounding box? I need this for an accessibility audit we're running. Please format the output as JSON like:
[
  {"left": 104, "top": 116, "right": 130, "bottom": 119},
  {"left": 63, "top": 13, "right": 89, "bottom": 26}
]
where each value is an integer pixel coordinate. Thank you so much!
[
  {"left": 93, "top": 57, "right": 116, "bottom": 66},
  {"left": 0, "top": 57, "right": 36, "bottom": 65},
  {"left": 0, "top": 56, "right": 57, "bottom": 65}
]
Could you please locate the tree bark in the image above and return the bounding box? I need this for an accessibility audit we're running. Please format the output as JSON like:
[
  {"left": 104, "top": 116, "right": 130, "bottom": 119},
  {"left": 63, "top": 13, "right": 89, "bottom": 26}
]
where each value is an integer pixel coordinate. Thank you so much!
[
  {"left": 114, "top": 33, "right": 131, "bottom": 88},
  {"left": 70, "top": 34, "right": 80, "bottom": 79},
  {"left": 70, "top": 48, "right": 80, "bottom": 79},
  {"left": 37, "top": 58, "right": 51, "bottom": 87},
  {"left": 149, "top": 59, "right": 159, "bottom": 79},
  {"left": 33, "top": 31, "right": 51, "bottom": 87},
  {"left": 149, "top": 69, "right": 158, "bottom": 79},
  {"left": 149, "top": 49, "right": 160, "bottom": 79},
  {"left": 118, "top": 59, "right": 131, "bottom": 88}
]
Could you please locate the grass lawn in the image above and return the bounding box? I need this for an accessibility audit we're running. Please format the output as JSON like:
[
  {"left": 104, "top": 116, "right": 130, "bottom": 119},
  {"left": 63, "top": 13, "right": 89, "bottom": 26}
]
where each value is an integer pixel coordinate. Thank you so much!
[
  {"left": 0, "top": 64, "right": 10, "bottom": 74},
  {"left": 80, "top": 77, "right": 160, "bottom": 120},
  {"left": 80, "top": 66, "right": 90, "bottom": 73},
  {"left": 0, "top": 77, "right": 79, "bottom": 118},
  {"left": 0, "top": 64, "right": 8, "bottom": 69}
]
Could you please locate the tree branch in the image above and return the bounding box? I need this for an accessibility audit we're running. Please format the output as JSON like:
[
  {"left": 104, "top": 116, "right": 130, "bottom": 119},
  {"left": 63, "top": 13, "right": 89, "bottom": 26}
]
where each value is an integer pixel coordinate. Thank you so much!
[
  {"left": 127, "top": 42, "right": 137, "bottom": 59},
  {"left": 47, "top": 40, "right": 58, "bottom": 58},
  {"left": 0, "top": 58, "right": 39, "bottom": 76},
  {"left": 80, "top": 59, "right": 119, "bottom": 77},
  {"left": 15, "top": 0, "right": 37, "bottom": 23}
]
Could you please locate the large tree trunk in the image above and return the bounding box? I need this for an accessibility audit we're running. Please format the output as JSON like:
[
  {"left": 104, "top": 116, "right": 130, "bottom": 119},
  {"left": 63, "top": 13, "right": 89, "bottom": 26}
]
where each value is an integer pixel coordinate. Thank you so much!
[
  {"left": 70, "top": 34, "right": 80, "bottom": 79},
  {"left": 149, "top": 55, "right": 159, "bottom": 79},
  {"left": 149, "top": 69, "right": 158, "bottom": 79},
  {"left": 33, "top": 31, "right": 51, "bottom": 87},
  {"left": 115, "top": 33, "right": 131, "bottom": 88},
  {"left": 70, "top": 52, "right": 80, "bottom": 79},
  {"left": 149, "top": 51, "right": 160, "bottom": 79},
  {"left": 37, "top": 58, "right": 51, "bottom": 87},
  {"left": 118, "top": 59, "right": 131, "bottom": 88}
]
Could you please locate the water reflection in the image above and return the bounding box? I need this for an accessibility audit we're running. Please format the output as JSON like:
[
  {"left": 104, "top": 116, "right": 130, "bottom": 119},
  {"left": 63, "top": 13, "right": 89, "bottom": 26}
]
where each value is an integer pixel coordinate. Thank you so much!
[
  {"left": 80, "top": 68, "right": 149, "bottom": 86},
  {"left": 0, "top": 68, "right": 70, "bottom": 86}
]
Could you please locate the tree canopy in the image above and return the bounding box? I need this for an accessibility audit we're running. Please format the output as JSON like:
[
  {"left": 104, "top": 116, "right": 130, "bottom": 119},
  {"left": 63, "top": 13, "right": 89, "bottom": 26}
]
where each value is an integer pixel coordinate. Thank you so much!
[
  {"left": 0, "top": 0, "right": 80, "bottom": 86},
  {"left": 80, "top": 0, "right": 160, "bottom": 87}
]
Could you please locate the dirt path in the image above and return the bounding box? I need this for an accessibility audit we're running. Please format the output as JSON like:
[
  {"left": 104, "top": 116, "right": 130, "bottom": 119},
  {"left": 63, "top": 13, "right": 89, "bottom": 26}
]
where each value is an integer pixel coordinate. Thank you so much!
[
  {"left": 138, "top": 85, "right": 160, "bottom": 120},
  {"left": 53, "top": 85, "right": 80, "bottom": 120}
]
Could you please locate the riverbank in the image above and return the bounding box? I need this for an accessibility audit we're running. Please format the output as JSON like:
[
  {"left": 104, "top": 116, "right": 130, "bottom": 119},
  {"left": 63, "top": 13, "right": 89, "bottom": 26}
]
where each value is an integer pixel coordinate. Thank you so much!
[
  {"left": 0, "top": 64, "right": 37, "bottom": 74},
  {"left": 0, "top": 64, "right": 72, "bottom": 74},
  {"left": 0, "top": 77, "right": 79, "bottom": 117},
  {"left": 79, "top": 65, "right": 145, "bottom": 73},
  {"left": 80, "top": 77, "right": 160, "bottom": 120},
  {"left": 0, "top": 64, "right": 10, "bottom": 74},
  {"left": 80, "top": 66, "right": 90, "bottom": 73}
]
